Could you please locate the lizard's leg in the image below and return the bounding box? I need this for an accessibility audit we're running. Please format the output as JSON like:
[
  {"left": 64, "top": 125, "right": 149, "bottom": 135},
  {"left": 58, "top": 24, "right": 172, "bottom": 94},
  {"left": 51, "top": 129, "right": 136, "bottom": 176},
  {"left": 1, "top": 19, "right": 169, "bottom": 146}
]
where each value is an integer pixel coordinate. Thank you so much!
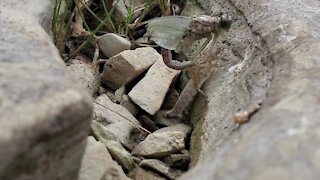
[{"left": 161, "top": 48, "right": 195, "bottom": 70}]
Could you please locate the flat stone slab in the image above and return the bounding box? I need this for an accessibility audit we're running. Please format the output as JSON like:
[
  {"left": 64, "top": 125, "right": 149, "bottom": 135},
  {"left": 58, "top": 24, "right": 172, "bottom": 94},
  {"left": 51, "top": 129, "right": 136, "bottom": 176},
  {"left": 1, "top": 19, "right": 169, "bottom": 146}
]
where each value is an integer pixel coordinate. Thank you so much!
[
  {"left": 129, "top": 58, "right": 180, "bottom": 115},
  {"left": 0, "top": 0, "right": 92, "bottom": 179}
]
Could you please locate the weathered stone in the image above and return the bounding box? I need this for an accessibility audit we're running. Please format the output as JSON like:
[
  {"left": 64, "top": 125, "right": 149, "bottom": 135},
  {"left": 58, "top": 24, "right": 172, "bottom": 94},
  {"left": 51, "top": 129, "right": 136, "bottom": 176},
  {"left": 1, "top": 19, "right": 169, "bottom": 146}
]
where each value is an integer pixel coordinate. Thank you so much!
[
  {"left": 140, "top": 159, "right": 176, "bottom": 179},
  {"left": 128, "top": 167, "right": 166, "bottom": 180},
  {"left": 79, "top": 136, "right": 130, "bottom": 180},
  {"left": 129, "top": 58, "right": 181, "bottom": 115},
  {"left": 101, "top": 47, "right": 160, "bottom": 90},
  {"left": 121, "top": 95, "right": 139, "bottom": 116},
  {"left": 93, "top": 94, "right": 146, "bottom": 149},
  {"left": 132, "top": 124, "right": 191, "bottom": 158},
  {"left": 67, "top": 59, "right": 100, "bottom": 96},
  {"left": 0, "top": 1, "right": 92, "bottom": 179},
  {"left": 153, "top": 110, "right": 183, "bottom": 127},
  {"left": 98, "top": 33, "right": 131, "bottom": 58},
  {"left": 179, "top": 0, "right": 320, "bottom": 180},
  {"left": 163, "top": 150, "right": 190, "bottom": 170},
  {"left": 91, "top": 121, "right": 135, "bottom": 171}
]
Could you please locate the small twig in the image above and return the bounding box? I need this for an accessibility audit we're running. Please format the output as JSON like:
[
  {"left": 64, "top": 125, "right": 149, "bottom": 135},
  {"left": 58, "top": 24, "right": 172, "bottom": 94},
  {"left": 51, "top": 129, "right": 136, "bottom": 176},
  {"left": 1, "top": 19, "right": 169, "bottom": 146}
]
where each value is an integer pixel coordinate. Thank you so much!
[{"left": 94, "top": 102, "right": 151, "bottom": 134}]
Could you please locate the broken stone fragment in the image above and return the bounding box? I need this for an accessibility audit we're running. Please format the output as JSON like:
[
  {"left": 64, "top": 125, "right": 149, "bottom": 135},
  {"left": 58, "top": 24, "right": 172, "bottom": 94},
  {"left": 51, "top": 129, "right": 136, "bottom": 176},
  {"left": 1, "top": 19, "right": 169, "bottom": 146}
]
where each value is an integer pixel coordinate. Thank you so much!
[
  {"left": 129, "top": 58, "right": 181, "bottom": 115},
  {"left": 93, "top": 94, "right": 146, "bottom": 149},
  {"left": 140, "top": 159, "right": 176, "bottom": 179},
  {"left": 138, "top": 115, "right": 159, "bottom": 132},
  {"left": 78, "top": 136, "right": 130, "bottom": 180},
  {"left": 101, "top": 47, "right": 160, "bottom": 90},
  {"left": 67, "top": 59, "right": 100, "bottom": 96},
  {"left": 128, "top": 167, "right": 167, "bottom": 180},
  {"left": 132, "top": 124, "right": 191, "bottom": 158},
  {"left": 98, "top": 33, "right": 131, "bottom": 58},
  {"left": 91, "top": 121, "right": 135, "bottom": 171}
]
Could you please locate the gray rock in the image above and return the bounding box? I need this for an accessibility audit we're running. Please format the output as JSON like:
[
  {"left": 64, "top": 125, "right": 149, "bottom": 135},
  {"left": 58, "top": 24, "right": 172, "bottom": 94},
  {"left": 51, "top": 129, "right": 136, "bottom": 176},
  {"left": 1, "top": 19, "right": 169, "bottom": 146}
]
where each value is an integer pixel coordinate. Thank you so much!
[
  {"left": 79, "top": 136, "right": 130, "bottom": 180},
  {"left": 128, "top": 167, "right": 167, "bottom": 180},
  {"left": 98, "top": 33, "right": 131, "bottom": 58},
  {"left": 0, "top": 0, "right": 92, "bottom": 179},
  {"left": 67, "top": 59, "right": 100, "bottom": 96},
  {"left": 93, "top": 94, "right": 146, "bottom": 150},
  {"left": 179, "top": 0, "right": 320, "bottom": 180},
  {"left": 91, "top": 121, "right": 135, "bottom": 171},
  {"left": 140, "top": 159, "right": 176, "bottom": 180},
  {"left": 132, "top": 124, "right": 191, "bottom": 158},
  {"left": 129, "top": 58, "right": 181, "bottom": 115},
  {"left": 163, "top": 150, "right": 190, "bottom": 170},
  {"left": 115, "top": 86, "right": 126, "bottom": 102},
  {"left": 101, "top": 47, "right": 160, "bottom": 90}
]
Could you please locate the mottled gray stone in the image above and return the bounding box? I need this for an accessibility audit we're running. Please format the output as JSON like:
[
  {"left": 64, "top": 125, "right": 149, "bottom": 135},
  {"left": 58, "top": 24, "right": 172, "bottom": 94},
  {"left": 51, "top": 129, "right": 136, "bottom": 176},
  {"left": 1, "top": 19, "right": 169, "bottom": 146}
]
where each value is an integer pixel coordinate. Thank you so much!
[
  {"left": 179, "top": 0, "right": 320, "bottom": 180},
  {"left": 132, "top": 124, "right": 191, "bottom": 158},
  {"left": 0, "top": 0, "right": 92, "bottom": 179},
  {"left": 129, "top": 58, "right": 180, "bottom": 115},
  {"left": 79, "top": 136, "right": 130, "bottom": 180}
]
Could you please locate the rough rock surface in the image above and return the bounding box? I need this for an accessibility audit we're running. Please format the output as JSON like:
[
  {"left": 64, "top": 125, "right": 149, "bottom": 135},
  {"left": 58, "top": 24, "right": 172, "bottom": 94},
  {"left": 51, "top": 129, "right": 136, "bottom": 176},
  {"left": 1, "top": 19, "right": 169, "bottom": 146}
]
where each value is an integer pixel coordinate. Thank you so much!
[
  {"left": 140, "top": 159, "right": 176, "bottom": 179},
  {"left": 101, "top": 47, "right": 160, "bottom": 90},
  {"left": 67, "top": 59, "right": 100, "bottom": 96},
  {"left": 0, "top": 0, "right": 92, "bottom": 179},
  {"left": 132, "top": 124, "right": 191, "bottom": 158},
  {"left": 163, "top": 150, "right": 190, "bottom": 170},
  {"left": 79, "top": 136, "right": 129, "bottom": 180},
  {"left": 128, "top": 167, "right": 166, "bottom": 180},
  {"left": 179, "top": 0, "right": 320, "bottom": 180},
  {"left": 98, "top": 33, "right": 131, "bottom": 58},
  {"left": 91, "top": 121, "right": 135, "bottom": 171},
  {"left": 129, "top": 58, "right": 181, "bottom": 115},
  {"left": 93, "top": 94, "right": 145, "bottom": 150}
]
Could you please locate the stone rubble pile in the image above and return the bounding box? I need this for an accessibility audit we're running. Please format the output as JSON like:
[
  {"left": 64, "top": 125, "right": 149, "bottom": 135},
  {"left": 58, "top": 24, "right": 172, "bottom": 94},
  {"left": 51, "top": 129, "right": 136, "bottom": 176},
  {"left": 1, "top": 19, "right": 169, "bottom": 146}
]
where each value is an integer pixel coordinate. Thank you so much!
[{"left": 70, "top": 43, "right": 193, "bottom": 179}]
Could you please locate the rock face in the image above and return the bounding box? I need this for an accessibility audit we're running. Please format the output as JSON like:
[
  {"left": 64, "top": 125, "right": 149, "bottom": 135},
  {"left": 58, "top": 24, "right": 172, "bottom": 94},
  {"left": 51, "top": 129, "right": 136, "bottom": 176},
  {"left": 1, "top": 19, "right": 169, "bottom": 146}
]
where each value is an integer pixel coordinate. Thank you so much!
[
  {"left": 179, "top": 0, "right": 320, "bottom": 180},
  {"left": 0, "top": 0, "right": 92, "bottom": 179},
  {"left": 129, "top": 58, "right": 180, "bottom": 115},
  {"left": 79, "top": 136, "right": 129, "bottom": 180}
]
